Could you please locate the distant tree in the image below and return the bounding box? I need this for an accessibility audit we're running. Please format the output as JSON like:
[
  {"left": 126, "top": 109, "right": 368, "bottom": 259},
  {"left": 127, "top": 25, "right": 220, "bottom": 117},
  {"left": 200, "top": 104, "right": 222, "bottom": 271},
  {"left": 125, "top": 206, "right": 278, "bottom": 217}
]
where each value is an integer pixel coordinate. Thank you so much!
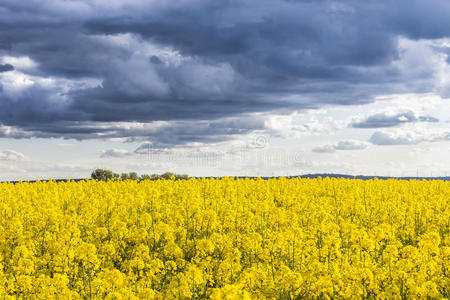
[
  {"left": 91, "top": 169, "right": 189, "bottom": 181},
  {"left": 160, "top": 172, "right": 189, "bottom": 180},
  {"left": 91, "top": 169, "right": 119, "bottom": 181},
  {"left": 161, "top": 172, "right": 175, "bottom": 180}
]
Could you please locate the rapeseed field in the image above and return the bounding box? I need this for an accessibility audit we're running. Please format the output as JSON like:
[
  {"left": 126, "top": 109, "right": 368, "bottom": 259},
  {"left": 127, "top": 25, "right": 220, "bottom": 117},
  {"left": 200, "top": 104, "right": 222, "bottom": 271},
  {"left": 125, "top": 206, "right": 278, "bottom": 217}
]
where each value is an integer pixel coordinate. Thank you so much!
[{"left": 0, "top": 178, "right": 448, "bottom": 299}]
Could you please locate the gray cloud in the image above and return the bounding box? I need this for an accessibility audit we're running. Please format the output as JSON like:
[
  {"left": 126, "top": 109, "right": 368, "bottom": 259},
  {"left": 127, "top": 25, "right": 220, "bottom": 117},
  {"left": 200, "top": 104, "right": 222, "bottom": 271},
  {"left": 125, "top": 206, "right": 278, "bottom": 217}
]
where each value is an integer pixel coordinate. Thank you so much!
[
  {"left": 351, "top": 111, "right": 439, "bottom": 128},
  {"left": 1, "top": 0, "right": 450, "bottom": 146}
]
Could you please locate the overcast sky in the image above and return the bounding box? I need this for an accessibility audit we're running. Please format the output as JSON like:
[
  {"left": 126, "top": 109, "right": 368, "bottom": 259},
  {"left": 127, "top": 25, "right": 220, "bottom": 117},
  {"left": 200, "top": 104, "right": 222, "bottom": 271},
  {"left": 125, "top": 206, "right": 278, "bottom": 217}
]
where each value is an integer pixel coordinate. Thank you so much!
[{"left": 1, "top": 0, "right": 450, "bottom": 180}]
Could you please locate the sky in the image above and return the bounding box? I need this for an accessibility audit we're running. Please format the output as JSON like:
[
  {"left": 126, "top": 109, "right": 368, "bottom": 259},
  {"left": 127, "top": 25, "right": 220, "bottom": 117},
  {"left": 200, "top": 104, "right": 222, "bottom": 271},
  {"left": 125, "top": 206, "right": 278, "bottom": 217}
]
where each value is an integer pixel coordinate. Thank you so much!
[{"left": 1, "top": 0, "right": 450, "bottom": 180}]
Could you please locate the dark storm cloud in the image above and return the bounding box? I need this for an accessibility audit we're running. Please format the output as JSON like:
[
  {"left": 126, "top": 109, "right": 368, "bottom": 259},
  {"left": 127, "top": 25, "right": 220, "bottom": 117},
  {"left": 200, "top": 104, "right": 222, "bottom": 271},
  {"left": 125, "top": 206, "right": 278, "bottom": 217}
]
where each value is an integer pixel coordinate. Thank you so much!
[
  {"left": 1, "top": 0, "right": 450, "bottom": 146},
  {"left": 0, "top": 64, "right": 14, "bottom": 72},
  {"left": 1, "top": 116, "right": 267, "bottom": 150},
  {"left": 385, "top": 0, "right": 450, "bottom": 40},
  {"left": 351, "top": 111, "right": 439, "bottom": 128}
]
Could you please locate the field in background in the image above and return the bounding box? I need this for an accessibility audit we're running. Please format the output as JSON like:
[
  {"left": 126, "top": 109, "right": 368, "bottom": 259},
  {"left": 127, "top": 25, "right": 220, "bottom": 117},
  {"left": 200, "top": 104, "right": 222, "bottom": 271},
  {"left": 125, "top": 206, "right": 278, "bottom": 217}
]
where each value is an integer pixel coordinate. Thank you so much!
[{"left": 0, "top": 178, "right": 448, "bottom": 299}]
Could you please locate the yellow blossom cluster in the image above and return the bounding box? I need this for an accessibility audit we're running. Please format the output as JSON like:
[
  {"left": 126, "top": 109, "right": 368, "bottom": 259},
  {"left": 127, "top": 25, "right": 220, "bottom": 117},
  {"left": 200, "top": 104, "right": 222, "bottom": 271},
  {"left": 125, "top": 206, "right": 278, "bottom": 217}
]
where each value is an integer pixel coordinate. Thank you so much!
[{"left": 0, "top": 177, "right": 448, "bottom": 299}]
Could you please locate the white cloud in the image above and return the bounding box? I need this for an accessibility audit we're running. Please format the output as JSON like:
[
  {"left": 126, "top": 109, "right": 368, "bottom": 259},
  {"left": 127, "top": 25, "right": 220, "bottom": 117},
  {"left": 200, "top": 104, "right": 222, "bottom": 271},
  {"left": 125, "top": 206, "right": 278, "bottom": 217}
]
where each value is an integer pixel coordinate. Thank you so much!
[
  {"left": 0, "top": 150, "right": 26, "bottom": 161},
  {"left": 369, "top": 128, "right": 450, "bottom": 145},
  {"left": 100, "top": 148, "right": 132, "bottom": 158},
  {"left": 312, "top": 144, "right": 336, "bottom": 153},
  {"left": 335, "top": 140, "right": 369, "bottom": 150},
  {"left": 313, "top": 140, "right": 369, "bottom": 153},
  {"left": 1, "top": 56, "right": 37, "bottom": 70}
]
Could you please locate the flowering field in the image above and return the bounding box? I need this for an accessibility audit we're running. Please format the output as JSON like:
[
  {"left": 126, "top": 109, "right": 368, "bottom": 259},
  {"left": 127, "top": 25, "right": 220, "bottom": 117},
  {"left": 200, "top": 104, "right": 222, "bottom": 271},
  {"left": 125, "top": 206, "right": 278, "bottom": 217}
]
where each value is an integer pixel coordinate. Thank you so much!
[{"left": 0, "top": 178, "right": 448, "bottom": 299}]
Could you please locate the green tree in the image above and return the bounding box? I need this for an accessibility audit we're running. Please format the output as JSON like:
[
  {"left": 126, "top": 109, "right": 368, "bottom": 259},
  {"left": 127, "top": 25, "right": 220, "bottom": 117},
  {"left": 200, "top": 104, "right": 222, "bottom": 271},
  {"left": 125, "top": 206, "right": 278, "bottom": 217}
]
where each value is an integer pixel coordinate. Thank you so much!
[
  {"left": 160, "top": 172, "right": 175, "bottom": 180},
  {"left": 91, "top": 169, "right": 189, "bottom": 181},
  {"left": 91, "top": 169, "right": 119, "bottom": 181},
  {"left": 140, "top": 174, "right": 151, "bottom": 180},
  {"left": 129, "top": 172, "right": 139, "bottom": 180}
]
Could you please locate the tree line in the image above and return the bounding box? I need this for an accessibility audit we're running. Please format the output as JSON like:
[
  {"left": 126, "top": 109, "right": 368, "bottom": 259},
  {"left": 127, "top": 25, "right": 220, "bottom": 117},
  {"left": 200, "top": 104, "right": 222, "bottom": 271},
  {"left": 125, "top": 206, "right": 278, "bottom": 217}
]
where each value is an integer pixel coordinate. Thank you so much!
[{"left": 91, "top": 169, "right": 189, "bottom": 181}]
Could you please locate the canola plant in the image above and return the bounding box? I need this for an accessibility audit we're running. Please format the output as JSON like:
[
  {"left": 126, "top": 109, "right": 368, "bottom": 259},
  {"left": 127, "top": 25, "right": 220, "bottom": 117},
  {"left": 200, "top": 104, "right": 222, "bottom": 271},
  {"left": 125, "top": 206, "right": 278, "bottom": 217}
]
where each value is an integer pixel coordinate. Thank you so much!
[{"left": 0, "top": 178, "right": 448, "bottom": 299}]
